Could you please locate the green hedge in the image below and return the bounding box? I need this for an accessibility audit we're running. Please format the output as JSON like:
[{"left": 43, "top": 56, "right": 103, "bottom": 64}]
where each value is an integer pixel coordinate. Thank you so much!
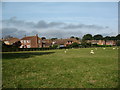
[
  {"left": 90, "top": 44, "right": 112, "bottom": 47},
  {"left": 2, "top": 44, "right": 113, "bottom": 52},
  {"left": 18, "top": 47, "right": 71, "bottom": 51},
  {"left": 2, "top": 46, "right": 70, "bottom": 52},
  {"left": 18, "top": 47, "right": 57, "bottom": 51},
  {"left": 2, "top": 47, "right": 19, "bottom": 52}
]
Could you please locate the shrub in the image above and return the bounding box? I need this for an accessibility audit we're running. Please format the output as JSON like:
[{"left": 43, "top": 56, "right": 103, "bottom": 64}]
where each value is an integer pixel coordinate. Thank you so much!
[
  {"left": 52, "top": 44, "right": 59, "bottom": 49},
  {"left": 70, "top": 42, "right": 79, "bottom": 47},
  {"left": 81, "top": 41, "right": 91, "bottom": 48},
  {"left": 96, "top": 45, "right": 112, "bottom": 47},
  {"left": 116, "top": 40, "right": 120, "bottom": 46}
]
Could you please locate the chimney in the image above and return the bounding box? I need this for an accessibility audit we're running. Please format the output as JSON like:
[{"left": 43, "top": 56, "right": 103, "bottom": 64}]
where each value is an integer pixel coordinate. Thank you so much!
[
  {"left": 36, "top": 34, "right": 38, "bottom": 37},
  {"left": 36, "top": 34, "right": 39, "bottom": 47}
]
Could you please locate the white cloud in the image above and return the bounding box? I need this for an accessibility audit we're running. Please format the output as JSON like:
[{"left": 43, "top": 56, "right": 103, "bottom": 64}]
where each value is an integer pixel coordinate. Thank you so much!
[{"left": 1, "top": 17, "right": 115, "bottom": 39}]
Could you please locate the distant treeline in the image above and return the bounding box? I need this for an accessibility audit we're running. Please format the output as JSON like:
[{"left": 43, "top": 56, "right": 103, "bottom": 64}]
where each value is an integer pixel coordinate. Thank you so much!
[{"left": 81, "top": 34, "right": 120, "bottom": 40}]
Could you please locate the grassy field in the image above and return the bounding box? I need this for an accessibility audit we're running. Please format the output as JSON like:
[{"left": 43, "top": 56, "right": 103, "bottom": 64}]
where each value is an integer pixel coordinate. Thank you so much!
[{"left": 2, "top": 47, "right": 118, "bottom": 88}]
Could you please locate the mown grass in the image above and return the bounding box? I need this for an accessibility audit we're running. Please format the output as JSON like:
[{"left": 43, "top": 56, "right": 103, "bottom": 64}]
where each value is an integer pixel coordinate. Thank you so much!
[{"left": 2, "top": 47, "right": 118, "bottom": 88}]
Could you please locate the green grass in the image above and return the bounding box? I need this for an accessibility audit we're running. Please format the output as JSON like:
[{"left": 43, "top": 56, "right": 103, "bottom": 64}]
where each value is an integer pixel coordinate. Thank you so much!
[{"left": 2, "top": 47, "right": 118, "bottom": 88}]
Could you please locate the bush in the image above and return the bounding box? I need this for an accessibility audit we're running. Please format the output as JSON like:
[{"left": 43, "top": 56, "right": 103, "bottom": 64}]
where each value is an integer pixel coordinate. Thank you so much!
[
  {"left": 96, "top": 45, "right": 112, "bottom": 47},
  {"left": 18, "top": 47, "right": 55, "bottom": 51},
  {"left": 66, "top": 42, "right": 79, "bottom": 48},
  {"left": 52, "top": 44, "right": 59, "bottom": 49},
  {"left": 116, "top": 40, "right": 120, "bottom": 46},
  {"left": 81, "top": 41, "right": 91, "bottom": 48},
  {"left": 71, "top": 42, "right": 79, "bottom": 47},
  {"left": 2, "top": 41, "right": 21, "bottom": 52},
  {"left": 92, "top": 44, "right": 97, "bottom": 47}
]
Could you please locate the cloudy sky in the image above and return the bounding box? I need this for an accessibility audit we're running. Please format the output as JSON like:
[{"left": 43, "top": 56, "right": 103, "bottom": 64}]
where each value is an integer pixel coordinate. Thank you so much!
[{"left": 1, "top": 2, "right": 118, "bottom": 39}]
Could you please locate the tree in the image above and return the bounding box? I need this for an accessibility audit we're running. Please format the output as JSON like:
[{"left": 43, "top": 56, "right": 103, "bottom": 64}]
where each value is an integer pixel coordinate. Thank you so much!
[
  {"left": 70, "top": 36, "right": 75, "bottom": 38},
  {"left": 81, "top": 41, "right": 91, "bottom": 48},
  {"left": 41, "top": 37, "right": 46, "bottom": 40},
  {"left": 116, "top": 40, "right": 120, "bottom": 46},
  {"left": 51, "top": 38, "right": 57, "bottom": 40},
  {"left": 2, "top": 41, "right": 13, "bottom": 52},
  {"left": 93, "top": 34, "right": 103, "bottom": 40},
  {"left": 4, "top": 35, "right": 13, "bottom": 39},
  {"left": 116, "top": 34, "right": 120, "bottom": 40},
  {"left": 70, "top": 36, "right": 80, "bottom": 40},
  {"left": 103, "top": 36, "right": 111, "bottom": 40},
  {"left": 52, "top": 44, "right": 58, "bottom": 48},
  {"left": 82, "top": 34, "right": 93, "bottom": 41},
  {"left": 110, "top": 36, "right": 117, "bottom": 40},
  {"left": 115, "top": 34, "right": 120, "bottom": 46},
  {"left": 2, "top": 41, "right": 21, "bottom": 52},
  {"left": 13, "top": 41, "right": 21, "bottom": 48},
  {"left": 70, "top": 42, "right": 79, "bottom": 47},
  {"left": 103, "top": 36, "right": 111, "bottom": 45},
  {"left": 75, "top": 37, "right": 80, "bottom": 40}
]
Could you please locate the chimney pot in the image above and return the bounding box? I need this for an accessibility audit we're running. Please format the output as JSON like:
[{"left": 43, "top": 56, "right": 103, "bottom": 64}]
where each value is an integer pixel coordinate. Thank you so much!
[{"left": 36, "top": 34, "right": 38, "bottom": 36}]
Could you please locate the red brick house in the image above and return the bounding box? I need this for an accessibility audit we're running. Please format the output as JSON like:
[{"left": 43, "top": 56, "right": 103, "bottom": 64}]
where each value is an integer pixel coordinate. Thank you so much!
[
  {"left": 52, "top": 38, "right": 80, "bottom": 47},
  {"left": 105, "top": 40, "right": 116, "bottom": 45},
  {"left": 31, "top": 38, "right": 80, "bottom": 48},
  {"left": 20, "top": 34, "right": 42, "bottom": 48},
  {"left": 97, "top": 40, "right": 105, "bottom": 45},
  {"left": 42, "top": 39, "right": 52, "bottom": 47},
  {"left": 87, "top": 40, "right": 116, "bottom": 45}
]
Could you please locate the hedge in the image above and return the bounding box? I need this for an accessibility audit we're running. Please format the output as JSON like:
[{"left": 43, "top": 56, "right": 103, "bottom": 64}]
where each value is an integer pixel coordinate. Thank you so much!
[{"left": 2, "top": 44, "right": 113, "bottom": 52}]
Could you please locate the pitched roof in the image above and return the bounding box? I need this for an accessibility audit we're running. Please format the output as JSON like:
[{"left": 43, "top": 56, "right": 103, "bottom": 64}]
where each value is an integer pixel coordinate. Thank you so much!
[
  {"left": 21, "top": 36, "right": 41, "bottom": 40},
  {"left": 53, "top": 38, "right": 80, "bottom": 45},
  {"left": 42, "top": 38, "right": 80, "bottom": 45},
  {"left": 42, "top": 39, "right": 52, "bottom": 46},
  {"left": 4, "top": 37, "right": 20, "bottom": 41},
  {"left": 4, "top": 37, "right": 20, "bottom": 44},
  {"left": 21, "top": 36, "right": 35, "bottom": 40}
]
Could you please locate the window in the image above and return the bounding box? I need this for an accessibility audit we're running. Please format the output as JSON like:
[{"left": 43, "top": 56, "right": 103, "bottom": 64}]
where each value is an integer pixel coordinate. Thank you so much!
[
  {"left": 42, "top": 41, "right": 46, "bottom": 43},
  {"left": 39, "top": 45, "right": 41, "bottom": 48},
  {"left": 24, "top": 40, "right": 26, "bottom": 43},
  {"left": 52, "top": 42, "right": 55, "bottom": 44},
  {"left": 20, "top": 45, "right": 23, "bottom": 48},
  {"left": 21, "top": 40, "right": 23, "bottom": 43},
  {"left": 38, "top": 40, "right": 41, "bottom": 43},
  {"left": 27, "top": 45, "right": 31, "bottom": 48},
  {"left": 27, "top": 40, "right": 31, "bottom": 43}
]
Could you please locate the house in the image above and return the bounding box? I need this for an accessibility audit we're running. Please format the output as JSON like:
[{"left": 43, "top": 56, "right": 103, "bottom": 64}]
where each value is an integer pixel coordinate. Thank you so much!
[
  {"left": 42, "top": 39, "right": 52, "bottom": 47},
  {"left": 97, "top": 40, "right": 105, "bottom": 45},
  {"left": 87, "top": 40, "right": 105, "bottom": 45},
  {"left": 87, "top": 40, "right": 116, "bottom": 45},
  {"left": 20, "top": 34, "right": 42, "bottom": 48},
  {"left": 52, "top": 38, "right": 81, "bottom": 47},
  {"left": 105, "top": 40, "right": 116, "bottom": 46},
  {"left": 20, "top": 36, "right": 80, "bottom": 48},
  {"left": 3, "top": 37, "right": 20, "bottom": 45},
  {"left": 0, "top": 39, "right": 3, "bottom": 41},
  {"left": 86, "top": 40, "right": 98, "bottom": 44}
]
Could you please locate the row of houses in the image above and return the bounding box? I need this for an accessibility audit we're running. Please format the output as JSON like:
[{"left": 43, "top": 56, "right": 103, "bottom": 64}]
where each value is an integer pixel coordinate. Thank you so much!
[
  {"left": 86, "top": 40, "right": 116, "bottom": 46},
  {"left": 2, "top": 34, "right": 80, "bottom": 48},
  {"left": 2, "top": 34, "right": 117, "bottom": 48}
]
